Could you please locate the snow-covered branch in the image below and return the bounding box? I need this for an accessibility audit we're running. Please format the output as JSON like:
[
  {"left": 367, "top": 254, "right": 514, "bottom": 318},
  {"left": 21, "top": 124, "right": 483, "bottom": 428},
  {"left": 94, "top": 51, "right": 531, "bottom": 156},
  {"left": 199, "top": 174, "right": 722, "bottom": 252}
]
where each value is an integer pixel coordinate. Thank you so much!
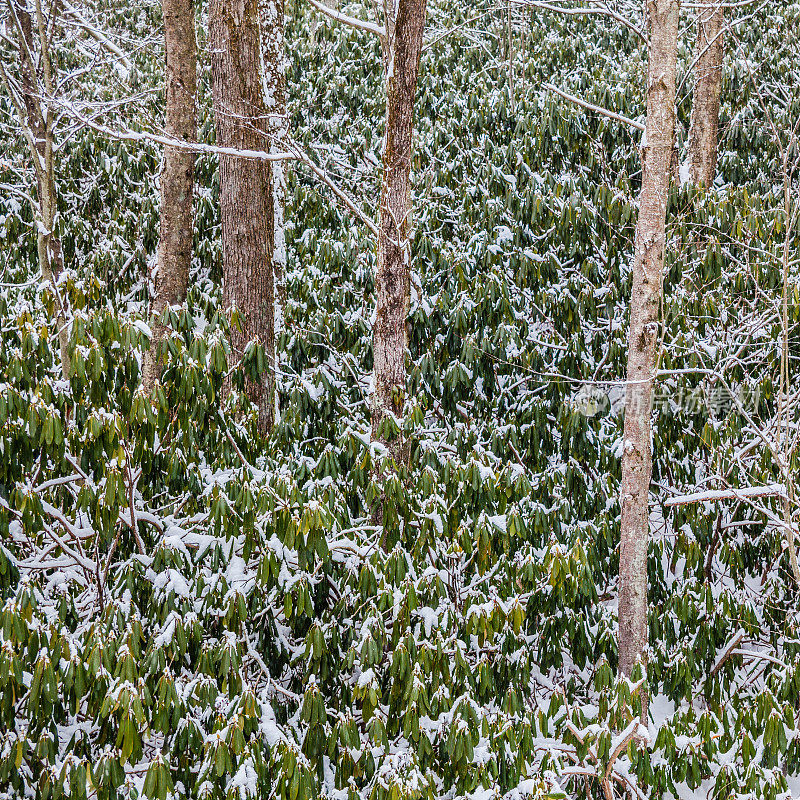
[
  {"left": 664, "top": 484, "right": 787, "bottom": 508},
  {"left": 512, "top": 0, "right": 646, "bottom": 43},
  {"left": 307, "top": 0, "right": 386, "bottom": 39},
  {"left": 543, "top": 82, "right": 645, "bottom": 132}
]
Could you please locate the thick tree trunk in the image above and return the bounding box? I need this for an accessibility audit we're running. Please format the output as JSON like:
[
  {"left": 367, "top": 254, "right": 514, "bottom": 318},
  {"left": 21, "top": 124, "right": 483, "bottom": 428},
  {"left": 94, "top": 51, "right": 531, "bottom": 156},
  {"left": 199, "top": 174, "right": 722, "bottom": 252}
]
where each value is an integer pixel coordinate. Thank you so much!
[
  {"left": 617, "top": 0, "right": 680, "bottom": 701},
  {"left": 261, "top": 0, "right": 288, "bottom": 345},
  {"left": 210, "top": 0, "right": 275, "bottom": 432},
  {"left": 686, "top": 2, "right": 724, "bottom": 187},
  {"left": 370, "top": 0, "right": 427, "bottom": 463},
  {"left": 144, "top": 0, "right": 197, "bottom": 389}
]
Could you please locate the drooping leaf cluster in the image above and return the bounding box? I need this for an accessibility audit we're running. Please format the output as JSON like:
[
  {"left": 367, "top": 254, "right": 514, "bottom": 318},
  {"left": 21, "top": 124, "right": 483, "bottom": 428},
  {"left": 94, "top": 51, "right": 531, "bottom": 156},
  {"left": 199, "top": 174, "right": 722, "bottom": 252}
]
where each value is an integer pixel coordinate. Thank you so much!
[{"left": 1, "top": 2, "right": 800, "bottom": 800}]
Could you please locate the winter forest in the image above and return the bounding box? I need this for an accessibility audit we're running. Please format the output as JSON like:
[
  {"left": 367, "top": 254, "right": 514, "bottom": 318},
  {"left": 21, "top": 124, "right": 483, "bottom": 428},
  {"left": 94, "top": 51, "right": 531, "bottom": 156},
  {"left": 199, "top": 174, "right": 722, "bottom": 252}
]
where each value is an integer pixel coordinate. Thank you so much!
[{"left": 1, "top": 0, "right": 799, "bottom": 797}]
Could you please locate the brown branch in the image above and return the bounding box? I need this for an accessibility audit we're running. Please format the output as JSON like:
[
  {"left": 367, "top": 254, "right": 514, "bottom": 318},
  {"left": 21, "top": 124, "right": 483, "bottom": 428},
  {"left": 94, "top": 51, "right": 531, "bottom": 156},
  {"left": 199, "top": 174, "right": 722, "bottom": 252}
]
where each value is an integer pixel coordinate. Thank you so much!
[{"left": 709, "top": 628, "right": 745, "bottom": 678}]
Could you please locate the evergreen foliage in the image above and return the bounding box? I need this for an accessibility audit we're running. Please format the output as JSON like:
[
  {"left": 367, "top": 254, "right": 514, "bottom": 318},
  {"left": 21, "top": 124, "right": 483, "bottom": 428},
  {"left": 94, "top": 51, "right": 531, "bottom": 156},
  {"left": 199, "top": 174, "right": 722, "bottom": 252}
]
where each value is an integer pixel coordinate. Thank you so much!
[{"left": 1, "top": 1, "right": 799, "bottom": 799}]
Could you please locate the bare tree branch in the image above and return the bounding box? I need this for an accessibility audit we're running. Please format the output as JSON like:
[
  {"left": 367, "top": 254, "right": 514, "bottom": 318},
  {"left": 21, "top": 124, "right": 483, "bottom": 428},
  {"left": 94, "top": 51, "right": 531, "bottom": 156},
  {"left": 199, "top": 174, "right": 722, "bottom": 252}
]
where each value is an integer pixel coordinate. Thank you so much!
[
  {"left": 664, "top": 484, "right": 788, "bottom": 508},
  {"left": 60, "top": 1, "right": 133, "bottom": 73},
  {"left": 307, "top": 0, "right": 386, "bottom": 39},
  {"left": 544, "top": 82, "right": 645, "bottom": 131},
  {"left": 510, "top": 0, "right": 646, "bottom": 43}
]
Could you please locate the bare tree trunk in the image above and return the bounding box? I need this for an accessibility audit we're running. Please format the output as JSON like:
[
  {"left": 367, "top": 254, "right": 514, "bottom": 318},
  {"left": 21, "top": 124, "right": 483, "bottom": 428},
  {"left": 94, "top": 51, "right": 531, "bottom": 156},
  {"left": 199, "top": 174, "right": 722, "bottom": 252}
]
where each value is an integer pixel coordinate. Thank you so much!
[
  {"left": 210, "top": 0, "right": 275, "bottom": 432},
  {"left": 686, "top": 2, "right": 724, "bottom": 187},
  {"left": 370, "top": 0, "right": 427, "bottom": 463},
  {"left": 779, "top": 164, "right": 800, "bottom": 587},
  {"left": 507, "top": 0, "right": 515, "bottom": 112},
  {"left": 3, "top": 0, "right": 70, "bottom": 379},
  {"left": 143, "top": 0, "right": 197, "bottom": 389},
  {"left": 617, "top": 0, "right": 680, "bottom": 707},
  {"left": 261, "top": 0, "right": 288, "bottom": 349}
]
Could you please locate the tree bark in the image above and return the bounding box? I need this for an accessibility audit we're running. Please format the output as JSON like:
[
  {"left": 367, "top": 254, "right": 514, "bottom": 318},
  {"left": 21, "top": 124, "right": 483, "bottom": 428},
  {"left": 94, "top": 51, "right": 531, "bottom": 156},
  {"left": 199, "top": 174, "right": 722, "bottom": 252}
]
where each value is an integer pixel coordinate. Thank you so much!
[
  {"left": 261, "top": 0, "right": 288, "bottom": 350},
  {"left": 617, "top": 0, "right": 680, "bottom": 704},
  {"left": 507, "top": 0, "right": 515, "bottom": 113},
  {"left": 144, "top": 0, "right": 197, "bottom": 389},
  {"left": 7, "top": 0, "right": 70, "bottom": 379},
  {"left": 210, "top": 0, "right": 275, "bottom": 432},
  {"left": 370, "top": 0, "right": 428, "bottom": 463},
  {"left": 0, "top": 0, "right": 70, "bottom": 379},
  {"left": 686, "top": 2, "right": 724, "bottom": 187}
]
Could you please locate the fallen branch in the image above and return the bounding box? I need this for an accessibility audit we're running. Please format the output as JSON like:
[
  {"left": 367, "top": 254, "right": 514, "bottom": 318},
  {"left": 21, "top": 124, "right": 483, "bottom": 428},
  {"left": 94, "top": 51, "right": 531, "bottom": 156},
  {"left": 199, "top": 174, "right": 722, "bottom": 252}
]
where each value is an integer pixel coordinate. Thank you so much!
[
  {"left": 307, "top": 0, "right": 386, "bottom": 39},
  {"left": 514, "top": 0, "right": 646, "bottom": 43},
  {"left": 709, "top": 627, "right": 745, "bottom": 678},
  {"left": 600, "top": 719, "right": 641, "bottom": 799},
  {"left": 61, "top": 2, "right": 133, "bottom": 74},
  {"left": 731, "top": 649, "right": 789, "bottom": 670},
  {"left": 664, "top": 484, "right": 787, "bottom": 508},
  {"left": 56, "top": 103, "right": 380, "bottom": 236},
  {"left": 544, "top": 82, "right": 645, "bottom": 132},
  {"left": 58, "top": 104, "right": 296, "bottom": 163}
]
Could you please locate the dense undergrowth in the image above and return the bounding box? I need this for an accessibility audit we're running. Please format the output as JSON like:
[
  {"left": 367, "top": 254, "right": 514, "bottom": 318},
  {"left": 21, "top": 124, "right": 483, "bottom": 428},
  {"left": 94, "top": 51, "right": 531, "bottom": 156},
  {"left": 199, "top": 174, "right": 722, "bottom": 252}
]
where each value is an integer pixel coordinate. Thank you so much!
[{"left": 1, "top": 1, "right": 800, "bottom": 799}]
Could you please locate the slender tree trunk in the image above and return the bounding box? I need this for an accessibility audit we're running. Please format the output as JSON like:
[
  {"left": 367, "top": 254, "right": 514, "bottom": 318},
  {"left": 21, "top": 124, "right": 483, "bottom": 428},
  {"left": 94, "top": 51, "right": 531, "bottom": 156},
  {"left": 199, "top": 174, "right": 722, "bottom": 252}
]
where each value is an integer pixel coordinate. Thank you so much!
[
  {"left": 617, "top": 0, "right": 680, "bottom": 705},
  {"left": 507, "top": 0, "right": 515, "bottom": 112},
  {"left": 210, "top": 0, "right": 275, "bottom": 431},
  {"left": 261, "top": 0, "right": 288, "bottom": 346},
  {"left": 370, "top": 0, "right": 427, "bottom": 463},
  {"left": 10, "top": 0, "right": 69, "bottom": 379},
  {"left": 779, "top": 168, "right": 800, "bottom": 587},
  {"left": 686, "top": 2, "right": 724, "bottom": 187},
  {"left": 144, "top": 0, "right": 197, "bottom": 389}
]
